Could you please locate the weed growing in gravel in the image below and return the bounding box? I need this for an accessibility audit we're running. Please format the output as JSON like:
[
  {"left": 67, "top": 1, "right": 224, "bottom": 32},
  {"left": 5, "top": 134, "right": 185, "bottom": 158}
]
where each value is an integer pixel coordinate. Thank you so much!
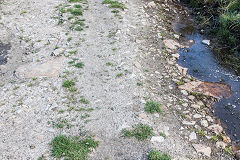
[
  {"left": 69, "top": 0, "right": 83, "bottom": 2},
  {"left": 122, "top": 124, "right": 153, "bottom": 140},
  {"left": 106, "top": 62, "right": 115, "bottom": 66},
  {"left": 145, "top": 101, "right": 163, "bottom": 114},
  {"left": 51, "top": 135, "right": 98, "bottom": 159},
  {"left": 102, "top": 0, "right": 126, "bottom": 10},
  {"left": 67, "top": 8, "right": 83, "bottom": 16},
  {"left": 62, "top": 80, "right": 75, "bottom": 88},
  {"left": 159, "top": 132, "right": 167, "bottom": 138},
  {"left": 80, "top": 97, "right": 89, "bottom": 104},
  {"left": 176, "top": 80, "right": 185, "bottom": 86},
  {"left": 67, "top": 37, "right": 72, "bottom": 42},
  {"left": 116, "top": 73, "right": 123, "bottom": 77},
  {"left": 74, "top": 62, "right": 84, "bottom": 68},
  {"left": 148, "top": 150, "right": 171, "bottom": 160}
]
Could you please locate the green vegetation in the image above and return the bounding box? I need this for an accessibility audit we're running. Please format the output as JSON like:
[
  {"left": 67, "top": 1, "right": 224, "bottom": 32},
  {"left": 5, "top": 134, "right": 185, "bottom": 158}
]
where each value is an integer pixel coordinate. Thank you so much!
[
  {"left": 182, "top": 0, "right": 240, "bottom": 74},
  {"left": 122, "top": 123, "right": 153, "bottom": 140},
  {"left": 74, "top": 62, "right": 84, "bottom": 68},
  {"left": 51, "top": 135, "right": 98, "bottom": 160},
  {"left": 148, "top": 150, "right": 171, "bottom": 160},
  {"left": 145, "top": 101, "right": 163, "bottom": 114},
  {"left": 62, "top": 80, "right": 75, "bottom": 88},
  {"left": 102, "top": 0, "right": 126, "bottom": 10}
]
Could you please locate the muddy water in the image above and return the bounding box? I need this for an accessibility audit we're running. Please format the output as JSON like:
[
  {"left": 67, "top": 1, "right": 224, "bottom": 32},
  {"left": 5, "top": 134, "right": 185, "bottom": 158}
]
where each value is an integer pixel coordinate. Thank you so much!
[
  {"left": 0, "top": 42, "right": 11, "bottom": 65},
  {"left": 174, "top": 5, "right": 240, "bottom": 144}
]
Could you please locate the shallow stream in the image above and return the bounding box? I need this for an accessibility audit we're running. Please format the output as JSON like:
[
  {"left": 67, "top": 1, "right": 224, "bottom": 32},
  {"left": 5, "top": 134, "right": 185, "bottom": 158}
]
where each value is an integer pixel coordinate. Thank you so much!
[{"left": 174, "top": 4, "right": 240, "bottom": 144}]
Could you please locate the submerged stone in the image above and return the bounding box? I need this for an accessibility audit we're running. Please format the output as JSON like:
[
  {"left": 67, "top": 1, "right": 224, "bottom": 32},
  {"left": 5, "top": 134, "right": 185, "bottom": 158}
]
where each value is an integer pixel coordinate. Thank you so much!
[{"left": 178, "top": 80, "right": 233, "bottom": 99}]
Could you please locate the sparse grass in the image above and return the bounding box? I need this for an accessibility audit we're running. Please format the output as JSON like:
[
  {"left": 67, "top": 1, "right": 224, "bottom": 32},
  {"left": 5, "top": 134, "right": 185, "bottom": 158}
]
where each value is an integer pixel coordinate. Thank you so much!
[
  {"left": 122, "top": 124, "right": 153, "bottom": 140},
  {"left": 67, "top": 8, "right": 83, "bottom": 16},
  {"left": 62, "top": 80, "right": 75, "bottom": 88},
  {"left": 106, "top": 62, "right": 115, "bottom": 66},
  {"left": 67, "top": 37, "right": 72, "bottom": 42},
  {"left": 102, "top": 0, "right": 126, "bottom": 10},
  {"left": 80, "top": 97, "right": 89, "bottom": 104},
  {"left": 176, "top": 80, "right": 185, "bottom": 86},
  {"left": 74, "top": 62, "right": 84, "bottom": 68},
  {"left": 116, "top": 73, "right": 123, "bottom": 77},
  {"left": 148, "top": 150, "right": 171, "bottom": 160},
  {"left": 51, "top": 135, "right": 98, "bottom": 160},
  {"left": 145, "top": 101, "right": 163, "bottom": 114},
  {"left": 197, "top": 129, "right": 205, "bottom": 137},
  {"left": 159, "top": 132, "right": 167, "bottom": 138}
]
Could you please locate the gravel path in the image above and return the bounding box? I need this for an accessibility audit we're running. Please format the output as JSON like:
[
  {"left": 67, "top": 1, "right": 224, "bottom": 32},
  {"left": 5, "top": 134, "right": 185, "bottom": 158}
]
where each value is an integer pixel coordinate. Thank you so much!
[{"left": 0, "top": 0, "right": 235, "bottom": 159}]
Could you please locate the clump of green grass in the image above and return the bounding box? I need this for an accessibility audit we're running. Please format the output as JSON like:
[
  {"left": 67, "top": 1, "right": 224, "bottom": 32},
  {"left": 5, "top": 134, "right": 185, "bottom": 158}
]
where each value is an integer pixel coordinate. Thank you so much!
[
  {"left": 145, "top": 101, "right": 163, "bottom": 114},
  {"left": 80, "top": 97, "right": 89, "bottom": 104},
  {"left": 102, "top": 0, "right": 126, "bottom": 10},
  {"left": 67, "top": 8, "right": 83, "bottom": 16},
  {"left": 122, "top": 124, "right": 153, "bottom": 140},
  {"left": 69, "top": 0, "right": 83, "bottom": 2},
  {"left": 106, "top": 62, "right": 115, "bottom": 66},
  {"left": 74, "top": 62, "right": 84, "bottom": 68},
  {"left": 51, "top": 135, "right": 98, "bottom": 159},
  {"left": 62, "top": 80, "right": 75, "bottom": 88},
  {"left": 116, "top": 73, "right": 123, "bottom": 77},
  {"left": 148, "top": 150, "right": 171, "bottom": 160},
  {"left": 176, "top": 80, "right": 185, "bottom": 86}
]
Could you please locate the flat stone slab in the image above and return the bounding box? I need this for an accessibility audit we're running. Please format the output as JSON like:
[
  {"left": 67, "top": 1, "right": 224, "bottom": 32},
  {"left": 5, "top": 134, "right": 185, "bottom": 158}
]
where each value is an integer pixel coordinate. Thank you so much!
[
  {"left": 178, "top": 80, "right": 233, "bottom": 99},
  {"left": 16, "top": 57, "right": 65, "bottom": 78}
]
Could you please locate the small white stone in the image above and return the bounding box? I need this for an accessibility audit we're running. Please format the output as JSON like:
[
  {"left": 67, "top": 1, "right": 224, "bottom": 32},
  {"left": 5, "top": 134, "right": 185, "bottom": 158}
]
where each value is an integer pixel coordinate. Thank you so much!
[
  {"left": 201, "top": 120, "right": 209, "bottom": 127},
  {"left": 193, "top": 114, "right": 202, "bottom": 119},
  {"left": 189, "top": 132, "right": 197, "bottom": 141},
  {"left": 151, "top": 136, "right": 165, "bottom": 143},
  {"left": 182, "top": 120, "right": 196, "bottom": 125},
  {"left": 216, "top": 141, "right": 226, "bottom": 149},
  {"left": 206, "top": 116, "right": 214, "bottom": 122},
  {"left": 181, "top": 90, "right": 188, "bottom": 96}
]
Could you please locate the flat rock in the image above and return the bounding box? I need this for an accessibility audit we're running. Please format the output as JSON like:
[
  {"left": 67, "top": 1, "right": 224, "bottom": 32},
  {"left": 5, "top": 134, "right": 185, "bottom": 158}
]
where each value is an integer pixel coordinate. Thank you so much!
[
  {"left": 178, "top": 80, "right": 233, "bottom": 99},
  {"left": 151, "top": 136, "right": 165, "bottom": 143},
  {"left": 182, "top": 120, "right": 196, "bottom": 125},
  {"left": 163, "top": 39, "right": 181, "bottom": 50},
  {"left": 193, "top": 144, "right": 211, "bottom": 157},
  {"left": 16, "top": 57, "right": 65, "bottom": 78}
]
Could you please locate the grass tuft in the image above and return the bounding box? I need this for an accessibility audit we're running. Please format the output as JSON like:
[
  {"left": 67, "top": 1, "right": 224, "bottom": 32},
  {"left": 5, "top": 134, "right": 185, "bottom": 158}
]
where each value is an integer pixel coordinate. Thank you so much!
[
  {"left": 148, "top": 150, "right": 171, "bottom": 160},
  {"left": 122, "top": 124, "right": 153, "bottom": 140},
  {"left": 145, "top": 101, "right": 163, "bottom": 114},
  {"left": 62, "top": 80, "right": 75, "bottom": 88},
  {"left": 51, "top": 135, "right": 98, "bottom": 160},
  {"left": 102, "top": 0, "right": 126, "bottom": 10}
]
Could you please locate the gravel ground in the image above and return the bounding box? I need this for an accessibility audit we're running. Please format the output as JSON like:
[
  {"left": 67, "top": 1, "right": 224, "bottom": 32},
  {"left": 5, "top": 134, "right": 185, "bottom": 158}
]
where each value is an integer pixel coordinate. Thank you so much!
[{"left": 0, "top": 0, "right": 235, "bottom": 159}]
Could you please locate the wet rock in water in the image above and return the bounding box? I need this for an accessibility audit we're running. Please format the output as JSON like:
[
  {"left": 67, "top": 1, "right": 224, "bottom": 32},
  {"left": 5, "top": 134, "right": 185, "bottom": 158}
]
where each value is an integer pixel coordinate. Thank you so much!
[
  {"left": 178, "top": 80, "right": 233, "bottom": 99},
  {"left": 193, "top": 144, "right": 211, "bottom": 157},
  {"left": 202, "top": 40, "right": 210, "bottom": 45},
  {"left": 16, "top": 57, "right": 65, "bottom": 78},
  {"left": 163, "top": 39, "right": 181, "bottom": 50}
]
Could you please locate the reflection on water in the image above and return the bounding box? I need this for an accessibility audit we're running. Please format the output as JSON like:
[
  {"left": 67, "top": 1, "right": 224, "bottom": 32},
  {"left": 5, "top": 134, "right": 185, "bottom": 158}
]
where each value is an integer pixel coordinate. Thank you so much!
[{"left": 175, "top": 6, "right": 240, "bottom": 143}]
